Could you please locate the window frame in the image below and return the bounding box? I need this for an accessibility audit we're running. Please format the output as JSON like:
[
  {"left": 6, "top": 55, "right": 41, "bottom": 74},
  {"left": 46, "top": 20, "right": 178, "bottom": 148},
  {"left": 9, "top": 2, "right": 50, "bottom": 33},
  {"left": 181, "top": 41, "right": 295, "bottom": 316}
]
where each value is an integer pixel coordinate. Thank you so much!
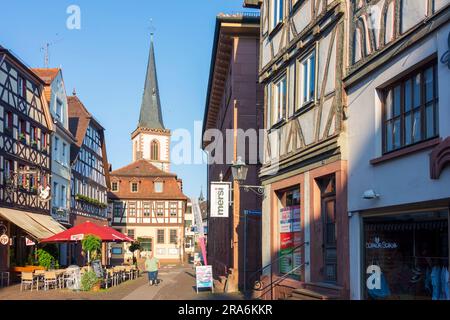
[
  {"left": 381, "top": 60, "right": 438, "bottom": 154},
  {"left": 154, "top": 181, "right": 164, "bottom": 193},
  {"left": 157, "top": 229, "right": 165, "bottom": 244},
  {"left": 269, "top": 74, "right": 287, "bottom": 128},
  {"left": 270, "top": 0, "right": 284, "bottom": 31},
  {"left": 296, "top": 50, "right": 316, "bottom": 110},
  {"left": 130, "top": 182, "right": 138, "bottom": 193},
  {"left": 169, "top": 229, "right": 178, "bottom": 244},
  {"left": 111, "top": 181, "right": 119, "bottom": 192}
]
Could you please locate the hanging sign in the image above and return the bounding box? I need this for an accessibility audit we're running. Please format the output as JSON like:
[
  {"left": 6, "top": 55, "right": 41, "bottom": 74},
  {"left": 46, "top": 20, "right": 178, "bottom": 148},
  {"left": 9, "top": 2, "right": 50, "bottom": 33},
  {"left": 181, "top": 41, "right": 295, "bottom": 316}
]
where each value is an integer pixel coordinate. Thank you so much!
[
  {"left": 0, "top": 234, "right": 9, "bottom": 246},
  {"left": 25, "top": 237, "right": 36, "bottom": 246},
  {"left": 210, "top": 182, "right": 230, "bottom": 218}
]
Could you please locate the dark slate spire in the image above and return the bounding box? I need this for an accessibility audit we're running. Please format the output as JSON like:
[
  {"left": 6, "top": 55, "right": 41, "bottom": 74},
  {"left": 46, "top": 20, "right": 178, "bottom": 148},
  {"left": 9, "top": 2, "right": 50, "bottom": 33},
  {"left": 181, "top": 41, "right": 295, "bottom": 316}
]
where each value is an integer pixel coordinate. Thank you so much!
[{"left": 138, "top": 35, "right": 165, "bottom": 129}]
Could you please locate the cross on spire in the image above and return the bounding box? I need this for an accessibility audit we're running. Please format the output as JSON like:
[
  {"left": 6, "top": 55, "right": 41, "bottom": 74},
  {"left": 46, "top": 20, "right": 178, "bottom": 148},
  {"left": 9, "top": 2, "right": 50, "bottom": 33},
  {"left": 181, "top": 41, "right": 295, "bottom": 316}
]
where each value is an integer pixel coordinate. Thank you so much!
[{"left": 149, "top": 18, "right": 156, "bottom": 41}]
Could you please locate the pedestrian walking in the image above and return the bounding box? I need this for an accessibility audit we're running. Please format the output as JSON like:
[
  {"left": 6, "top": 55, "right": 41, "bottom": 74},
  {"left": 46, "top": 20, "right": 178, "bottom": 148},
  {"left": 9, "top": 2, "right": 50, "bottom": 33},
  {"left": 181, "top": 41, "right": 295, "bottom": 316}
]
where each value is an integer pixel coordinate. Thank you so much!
[{"left": 145, "top": 251, "right": 160, "bottom": 286}]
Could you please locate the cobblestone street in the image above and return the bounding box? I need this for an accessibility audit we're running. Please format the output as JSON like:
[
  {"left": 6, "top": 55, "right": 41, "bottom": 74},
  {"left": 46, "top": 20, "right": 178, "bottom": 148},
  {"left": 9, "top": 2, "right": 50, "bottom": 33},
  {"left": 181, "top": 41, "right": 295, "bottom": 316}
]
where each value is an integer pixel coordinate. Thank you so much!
[{"left": 0, "top": 265, "right": 245, "bottom": 300}]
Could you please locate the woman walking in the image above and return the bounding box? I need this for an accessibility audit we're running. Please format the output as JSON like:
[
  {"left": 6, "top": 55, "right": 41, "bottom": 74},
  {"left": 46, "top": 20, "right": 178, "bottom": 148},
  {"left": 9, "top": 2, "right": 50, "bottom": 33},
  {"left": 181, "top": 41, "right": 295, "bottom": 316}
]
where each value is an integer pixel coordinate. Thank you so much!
[{"left": 145, "top": 251, "right": 160, "bottom": 286}]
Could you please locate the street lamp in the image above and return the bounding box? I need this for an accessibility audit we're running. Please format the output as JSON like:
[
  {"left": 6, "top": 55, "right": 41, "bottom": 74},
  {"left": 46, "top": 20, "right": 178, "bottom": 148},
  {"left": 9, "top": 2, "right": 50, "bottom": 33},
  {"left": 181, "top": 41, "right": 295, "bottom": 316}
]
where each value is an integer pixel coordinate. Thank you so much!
[{"left": 231, "top": 156, "right": 265, "bottom": 196}]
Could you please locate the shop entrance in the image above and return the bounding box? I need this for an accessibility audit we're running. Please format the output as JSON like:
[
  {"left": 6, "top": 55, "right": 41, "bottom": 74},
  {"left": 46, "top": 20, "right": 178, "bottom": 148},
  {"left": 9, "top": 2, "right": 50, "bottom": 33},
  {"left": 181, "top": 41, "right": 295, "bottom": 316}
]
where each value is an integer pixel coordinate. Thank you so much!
[{"left": 363, "top": 209, "right": 449, "bottom": 300}]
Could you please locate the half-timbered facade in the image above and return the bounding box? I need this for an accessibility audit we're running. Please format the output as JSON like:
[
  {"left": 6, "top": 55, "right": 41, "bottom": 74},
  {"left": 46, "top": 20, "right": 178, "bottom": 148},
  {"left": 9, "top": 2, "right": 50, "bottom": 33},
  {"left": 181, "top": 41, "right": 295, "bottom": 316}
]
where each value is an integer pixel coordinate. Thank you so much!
[
  {"left": 68, "top": 95, "right": 110, "bottom": 227},
  {"left": 0, "top": 46, "right": 66, "bottom": 271},
  {"left": 246, "top": 0, "right": 350, "bottom": 299},
  {"left": 109, "top": 35, "right": 187, "bottom": 264},
  {"left": 345, "top": 0, "right": 450, "bottom": 300},
  {"left": 109, "top": 160, "right": 187, "bottom": 263}
]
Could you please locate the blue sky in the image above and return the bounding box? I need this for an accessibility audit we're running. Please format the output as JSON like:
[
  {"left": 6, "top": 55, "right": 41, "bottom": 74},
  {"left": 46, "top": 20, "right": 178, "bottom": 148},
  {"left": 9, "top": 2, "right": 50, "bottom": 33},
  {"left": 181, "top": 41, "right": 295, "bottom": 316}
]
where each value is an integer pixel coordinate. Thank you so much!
[{"left": 0, "top": 0, "right": 258, "bottom": 199}]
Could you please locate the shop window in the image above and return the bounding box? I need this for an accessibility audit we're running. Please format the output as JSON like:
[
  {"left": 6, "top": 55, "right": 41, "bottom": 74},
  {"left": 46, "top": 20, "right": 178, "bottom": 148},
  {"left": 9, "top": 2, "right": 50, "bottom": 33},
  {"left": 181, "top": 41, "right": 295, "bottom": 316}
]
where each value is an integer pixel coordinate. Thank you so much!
[
  {"left": 111, "top": 247, "right": 122, "bottom": 255},
  {"left": 277, "top": 187, "right": 301, "bottom": 280},
  {"left": 363, "top": 210, "right": 449, "bottom": 300}
]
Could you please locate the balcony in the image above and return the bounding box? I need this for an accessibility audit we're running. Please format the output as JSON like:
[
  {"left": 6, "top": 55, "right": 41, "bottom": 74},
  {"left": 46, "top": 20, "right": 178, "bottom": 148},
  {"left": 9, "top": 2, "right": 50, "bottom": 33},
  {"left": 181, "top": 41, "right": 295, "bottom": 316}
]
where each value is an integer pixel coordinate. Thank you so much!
[{"left": 51, "top": 207, "right": 70, "bottom": 224}]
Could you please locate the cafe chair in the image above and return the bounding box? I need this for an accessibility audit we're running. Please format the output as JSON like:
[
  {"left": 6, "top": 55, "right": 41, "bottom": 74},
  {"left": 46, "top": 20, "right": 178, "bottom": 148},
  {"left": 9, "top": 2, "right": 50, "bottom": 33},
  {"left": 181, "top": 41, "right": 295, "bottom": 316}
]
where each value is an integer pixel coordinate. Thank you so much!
[
  {"left": 20, "top": 272, "right": 35, "bottom": 291},
  {"left": 43, "top": 271, "right": 58, "bottom": 290}
]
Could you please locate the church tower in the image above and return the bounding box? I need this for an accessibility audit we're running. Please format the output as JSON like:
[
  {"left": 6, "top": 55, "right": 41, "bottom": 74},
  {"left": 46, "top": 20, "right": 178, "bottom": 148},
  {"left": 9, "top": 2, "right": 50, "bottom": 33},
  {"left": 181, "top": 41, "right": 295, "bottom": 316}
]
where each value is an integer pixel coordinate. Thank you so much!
[{"left": 131, "top": 34, "right": 171, "bottom": 172}]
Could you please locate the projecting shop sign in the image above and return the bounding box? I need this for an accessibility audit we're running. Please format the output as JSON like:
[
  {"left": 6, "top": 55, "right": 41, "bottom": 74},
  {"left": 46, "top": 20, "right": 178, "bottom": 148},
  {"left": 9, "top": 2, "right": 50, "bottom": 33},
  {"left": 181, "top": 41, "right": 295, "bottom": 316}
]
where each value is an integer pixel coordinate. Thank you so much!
[{"left": 210, "top": 182, "right": 230, "bottom": 218}]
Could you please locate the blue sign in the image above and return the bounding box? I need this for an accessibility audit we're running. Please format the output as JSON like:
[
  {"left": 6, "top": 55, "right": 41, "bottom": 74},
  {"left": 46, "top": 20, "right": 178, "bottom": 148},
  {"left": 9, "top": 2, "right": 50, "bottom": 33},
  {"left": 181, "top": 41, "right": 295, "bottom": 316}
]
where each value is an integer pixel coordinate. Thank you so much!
[{"left": 244, "top": 210, "right": 262, "bottom": 216}]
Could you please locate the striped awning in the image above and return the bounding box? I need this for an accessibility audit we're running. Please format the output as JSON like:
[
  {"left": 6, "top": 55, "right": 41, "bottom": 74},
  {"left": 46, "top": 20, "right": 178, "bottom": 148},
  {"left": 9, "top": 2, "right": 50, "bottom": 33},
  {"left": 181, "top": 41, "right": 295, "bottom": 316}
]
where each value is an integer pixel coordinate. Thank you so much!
[{"left": 0, "top": 208, "right": 66, "bottom": 241}]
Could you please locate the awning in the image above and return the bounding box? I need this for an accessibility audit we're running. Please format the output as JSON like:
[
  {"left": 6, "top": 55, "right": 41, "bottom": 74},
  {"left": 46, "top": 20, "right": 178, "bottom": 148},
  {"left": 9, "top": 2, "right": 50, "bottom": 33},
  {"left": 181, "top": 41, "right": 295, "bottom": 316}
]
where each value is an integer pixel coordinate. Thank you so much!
[{"left": 0, "top": 208, "right": 66, "bottom": 241}]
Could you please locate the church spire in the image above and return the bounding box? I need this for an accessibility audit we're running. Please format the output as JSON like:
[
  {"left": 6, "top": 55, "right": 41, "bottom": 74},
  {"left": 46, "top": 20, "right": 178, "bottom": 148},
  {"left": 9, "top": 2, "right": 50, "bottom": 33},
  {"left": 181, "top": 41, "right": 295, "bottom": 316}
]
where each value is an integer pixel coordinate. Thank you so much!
[{"left": 138, "top": 34, "right": 165, "bottom": 130}]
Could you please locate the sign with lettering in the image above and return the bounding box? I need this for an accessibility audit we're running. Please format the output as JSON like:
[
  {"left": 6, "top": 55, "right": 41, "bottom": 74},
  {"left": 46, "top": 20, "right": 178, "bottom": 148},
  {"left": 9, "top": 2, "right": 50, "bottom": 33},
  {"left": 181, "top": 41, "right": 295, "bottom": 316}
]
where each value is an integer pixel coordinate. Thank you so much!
[
  {"left": 91, "top": 260, "right": 104, "bottom": 278},
  {"left": 210, "top": 182, "right": 230, "bottom": 218},
  {"left": 0, "top": 234, "right": 9, "bottom": 246},
  {"left": 25, "top": 237, "right": 36, "bottom": 246},
  {"left": 195, "top": 265, "right": 213, "bottom": 293},
  {"left": 70, "top": 234, "right": 84, "bottom": 241}
]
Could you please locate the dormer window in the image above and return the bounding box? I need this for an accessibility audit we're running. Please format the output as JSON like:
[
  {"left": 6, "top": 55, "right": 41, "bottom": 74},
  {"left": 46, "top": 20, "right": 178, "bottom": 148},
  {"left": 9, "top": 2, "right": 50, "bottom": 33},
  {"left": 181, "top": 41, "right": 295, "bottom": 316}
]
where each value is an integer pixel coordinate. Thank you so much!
[
  {"left": 131, "top": 182, "right": 138, "bottom": 193},
  {"left": 154, "top": 181, "right": 163, "bottom": 193},
  {"left": 111, "top": 182, "right": 119, "bottom": 192}
]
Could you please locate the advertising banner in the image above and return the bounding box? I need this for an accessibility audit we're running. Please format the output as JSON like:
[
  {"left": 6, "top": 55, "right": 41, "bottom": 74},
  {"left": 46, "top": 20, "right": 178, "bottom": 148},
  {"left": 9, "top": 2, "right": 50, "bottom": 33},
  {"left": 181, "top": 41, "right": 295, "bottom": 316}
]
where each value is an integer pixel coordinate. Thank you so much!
[
  {"left": 196, "top": 265, "right": 214, "bottom": 293},
  {"left": 210, "top": 182, "right": 230, "bottom": 218},
  {"left": 279, "top": 205, "right": 302, "bottom": 279}
]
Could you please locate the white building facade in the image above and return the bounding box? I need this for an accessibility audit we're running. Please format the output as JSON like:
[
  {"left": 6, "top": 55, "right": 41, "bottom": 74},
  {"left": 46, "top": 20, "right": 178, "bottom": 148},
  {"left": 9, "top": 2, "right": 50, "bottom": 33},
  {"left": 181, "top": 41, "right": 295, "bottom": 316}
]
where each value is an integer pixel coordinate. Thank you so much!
[{"left": 345, "top": 1, "right": 450, "bottom": 300}]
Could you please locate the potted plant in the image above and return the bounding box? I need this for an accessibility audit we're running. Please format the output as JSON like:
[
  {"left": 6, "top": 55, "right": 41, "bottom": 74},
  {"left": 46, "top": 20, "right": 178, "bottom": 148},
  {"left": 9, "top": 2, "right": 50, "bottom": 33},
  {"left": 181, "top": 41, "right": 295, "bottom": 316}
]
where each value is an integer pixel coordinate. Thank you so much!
[
  {"left": 18, "top": 133, "right": 26, "bottom": 143},
  {"left": 31, "top": 140, "right": 38, "bottom": 148},
  {"left": 81, "top": 270, "right": 101, "bottom": 291},
  {"left": 36, "top": 244, "right": 59, "bottom": 270},
  {"left": 81, "top": 234, "right": 102, "bottom": 264},
  {"left": 128, "top": 241, "right": 142, "bottom": 266}
]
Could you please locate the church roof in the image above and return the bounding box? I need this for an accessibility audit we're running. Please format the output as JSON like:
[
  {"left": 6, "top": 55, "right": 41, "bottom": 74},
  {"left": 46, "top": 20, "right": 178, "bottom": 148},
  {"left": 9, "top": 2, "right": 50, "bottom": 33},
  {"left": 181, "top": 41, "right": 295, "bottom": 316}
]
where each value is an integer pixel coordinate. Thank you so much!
[{"left": 137, "top": 37, "right": 165, "bottom": 130}]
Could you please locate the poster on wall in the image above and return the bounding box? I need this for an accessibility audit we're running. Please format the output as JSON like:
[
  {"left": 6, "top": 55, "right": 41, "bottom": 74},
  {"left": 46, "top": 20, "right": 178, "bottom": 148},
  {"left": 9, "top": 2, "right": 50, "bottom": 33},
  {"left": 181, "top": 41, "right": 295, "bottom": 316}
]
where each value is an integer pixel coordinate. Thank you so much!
[
  {"left": 210, "top": 182, "right": 231, "bottom": 218},
  {"left": 279, "top": 205, "right": 301, "bottom": 279}
]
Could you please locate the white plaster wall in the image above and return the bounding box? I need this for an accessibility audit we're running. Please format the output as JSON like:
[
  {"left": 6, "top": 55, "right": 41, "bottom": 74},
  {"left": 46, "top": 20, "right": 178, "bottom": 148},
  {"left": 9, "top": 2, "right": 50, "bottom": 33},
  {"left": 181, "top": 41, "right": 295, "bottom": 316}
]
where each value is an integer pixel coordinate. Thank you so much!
[
  {"left": 347, "top": 23, "right": 450, "bottom": 213},
  {"left": 132, "top": 132, "right": 170, "bottom": 172},
  {"left": 349, "top": 212, "right": 362, "bottom": 300}
]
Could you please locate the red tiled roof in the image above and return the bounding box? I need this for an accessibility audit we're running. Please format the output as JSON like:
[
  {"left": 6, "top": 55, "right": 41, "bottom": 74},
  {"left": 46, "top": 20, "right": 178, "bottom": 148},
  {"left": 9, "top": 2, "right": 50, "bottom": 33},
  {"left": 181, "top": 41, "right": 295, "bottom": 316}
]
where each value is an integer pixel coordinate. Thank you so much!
[{"left": 111, "top": 159, "right": 176, "bottom": 177}]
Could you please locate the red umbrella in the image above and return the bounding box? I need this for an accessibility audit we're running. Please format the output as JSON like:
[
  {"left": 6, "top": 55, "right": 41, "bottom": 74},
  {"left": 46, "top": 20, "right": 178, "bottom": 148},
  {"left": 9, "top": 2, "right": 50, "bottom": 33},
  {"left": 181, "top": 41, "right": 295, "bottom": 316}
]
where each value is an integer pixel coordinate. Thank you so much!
[{"left": 40, "top": 221, "right": 131, "bottom": 243}]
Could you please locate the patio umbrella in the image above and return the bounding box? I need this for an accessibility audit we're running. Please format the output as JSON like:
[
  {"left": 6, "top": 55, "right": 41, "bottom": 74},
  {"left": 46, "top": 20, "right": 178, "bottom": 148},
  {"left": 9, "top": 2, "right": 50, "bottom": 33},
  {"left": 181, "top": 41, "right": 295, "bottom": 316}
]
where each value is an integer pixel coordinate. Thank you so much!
[{"left": 40, "top": 221, "right": 131, "bottom": 243}]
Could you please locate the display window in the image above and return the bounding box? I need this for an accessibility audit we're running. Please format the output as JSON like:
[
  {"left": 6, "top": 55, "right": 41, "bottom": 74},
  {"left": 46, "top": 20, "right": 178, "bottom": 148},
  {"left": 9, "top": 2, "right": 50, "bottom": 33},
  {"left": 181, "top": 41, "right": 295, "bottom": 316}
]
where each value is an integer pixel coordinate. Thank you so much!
[
  {"left": 363, "top": 209, "right": 449, "bottom": 300},
  {"left": 277, "top": 187, "right": 302, "bottom": 280}
]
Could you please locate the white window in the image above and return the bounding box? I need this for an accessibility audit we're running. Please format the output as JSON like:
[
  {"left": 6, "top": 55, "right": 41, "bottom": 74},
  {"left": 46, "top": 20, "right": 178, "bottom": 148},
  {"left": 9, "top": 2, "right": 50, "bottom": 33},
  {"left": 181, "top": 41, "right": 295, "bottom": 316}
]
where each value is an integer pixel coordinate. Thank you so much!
[
  {"left": 62, "top": 143, "right": 67, "bottom": 165},
  {"left": 56, "top": 99, "right": 63, "bottom": 123},
  {"left": 154, "top": 181, "right": 163, "bottom": 193},
  {"left": 271, "top": 75, "right": 287, "bottom": 126},
  {"left": 53, "top": 182, "right": 58, "bottom": 206},
  {"left": 298, "top": 51, "right": 316, "bottom": 107},
  {"left": 111, "top": 182, "right": 119, "bottom": 192},
  {"left": 271, "top": 0, "right": 284, "bottom": 30},
  {"left": 54, "top": 137, "right": 59, "bottom": 162},
  {"left": 60, "top": 185, "right": 66, "bottom": 208},
  {"left": 131, "top": 182, "right": 138, "bottom": 193}
]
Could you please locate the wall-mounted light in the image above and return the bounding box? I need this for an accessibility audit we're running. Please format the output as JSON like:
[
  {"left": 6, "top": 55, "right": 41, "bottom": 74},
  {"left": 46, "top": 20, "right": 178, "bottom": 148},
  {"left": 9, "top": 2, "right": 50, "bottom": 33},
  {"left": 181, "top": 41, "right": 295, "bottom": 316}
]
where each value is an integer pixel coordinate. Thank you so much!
[{"left": 362, "top": 189, "right": 380, "bottom": 200}]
